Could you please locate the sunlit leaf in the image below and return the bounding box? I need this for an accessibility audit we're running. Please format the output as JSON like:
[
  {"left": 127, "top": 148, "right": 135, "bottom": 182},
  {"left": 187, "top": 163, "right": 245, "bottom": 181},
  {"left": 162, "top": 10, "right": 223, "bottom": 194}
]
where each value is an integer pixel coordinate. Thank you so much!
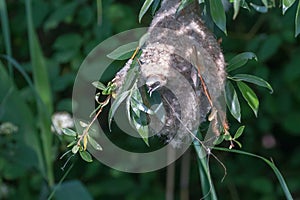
[
  {"left": 67, "top": 140, "right": 77, "bottom": 148},
  {"left": 250, "top": 3, "right": 268, "bottom": 13},
  {"left": 227, "top": 52, "right": 257, "bottom": 72},
  {"left": 210, "top": 0, "right": 227, "bottom": 34},
  {"left": 240, "top": 0, "right": 250, "bottom": 10},
  {"left": 139, "top": 0, "right": 154, "bottom": 23},
  {"left": 282, "top": 0, "right": 296, "bottom": 14},
  {"left": 234, "top": 125, "right": 245, "bottom": 139},
  {"left": 225, "top": 81, "right": 241, "bottom": 122},
  {"left": 79, "top": 121, "right": 88, "bottom": 128},
  {"left": 130, "top": 86, "right": 149, "bottom": 146},
  {"left": 79, "top": 150, "right": 93, "bottom": 162},
  {"left": 131, "top": 96, "right": 154, "bottom": 115},
  {"left": 62, "top": 128, "right": 77, "bottom": 137},
  {"left": 237, "top": 81, "right": 259, "bottom": 117},
  {"left": 88, "top": 136, "right": 103, "bottom": 151},
  {"left": 295, "top": 0, "right": 300, "bottom": 37},
  {"left": 131, "top": 112, "right": 149, "bottom": 146},
  {"left": 92, "top": 81, "right": 106, "bottom": 90},
  {"left": 72, "top": 145, "right": 79, "bottom": 154},
  {"left": 83, "top": 135, "right": 88, "bottom": 150},
  {"left": 232, "top": 74, "right": 273, "bottom": 93},
  {"left": 108, "top": 90, "right": 130, "bottom": 131},
  {"left": 151, "top": 0, "right": 161, "bottom": 15},
  {"left": 233, "top": 0, "right": 241, "bottom": 19},
  {"left": 261, "top": 0, "right": 268, "bottom": 8},
  {"left": 107, "top": 42, "right": 138, "bottom": 60}
]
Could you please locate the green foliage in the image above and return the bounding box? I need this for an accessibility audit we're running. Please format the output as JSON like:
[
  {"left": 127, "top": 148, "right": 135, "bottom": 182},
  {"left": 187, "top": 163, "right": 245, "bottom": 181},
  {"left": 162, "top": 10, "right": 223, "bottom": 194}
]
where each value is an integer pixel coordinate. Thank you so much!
[
  {"left": 209, "top": 0, "right": 227, "bottom": 34},
  {"left": 0, "top": 0, "right": 299, "bottom": 199}
]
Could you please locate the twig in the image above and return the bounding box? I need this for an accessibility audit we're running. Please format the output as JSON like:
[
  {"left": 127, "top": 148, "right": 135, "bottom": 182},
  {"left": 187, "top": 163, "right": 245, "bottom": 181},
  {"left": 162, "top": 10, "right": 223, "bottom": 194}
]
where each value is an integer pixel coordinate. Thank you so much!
[{"left": 77, "top": 95, "right": 111, "bottom": 148}]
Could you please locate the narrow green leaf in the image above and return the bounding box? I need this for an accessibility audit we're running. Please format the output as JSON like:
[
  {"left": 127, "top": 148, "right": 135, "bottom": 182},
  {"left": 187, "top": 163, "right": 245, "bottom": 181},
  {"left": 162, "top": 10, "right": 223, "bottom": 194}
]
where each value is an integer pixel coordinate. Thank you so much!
[
  {"left": 108, "top": 90, "right": 130, "bottom": 131},
  {"left": 213, "top": 134, "right": 225, "bottom": 145},
  {"left": 225, "top": 81, "right": 241, "bottom": 122},
  {"left": 88, "top": 136, "right": 103, "bottom": 151},
  {"left": 92, "top": 81, "right": 106, "bottom": 90},
  {"left": 237, "top": 81, "right": 259, "bottom": 117},
  {"left": 214, "top": 147, "right": 293, "bottom": 200},
  {"left": 233, "top": 125, "right": 245, "bottom": 139},
  {"left": 0, "top": 0, "right": 13, "bottom": 77},
  {"left": 26, "top": 0, "right": 53, "bottom": 113},
  {"left": 0, "top": 55, "right": 35, "bottom": 90},
  {"left": 126, "top": 91, "right": 133, "bottom": 126},
  {"left": 233, "top": 0, "right": 241, "bottom": 19},
  {"left": 261, "top": 0, "right": 268, "bottom": 8},
  {"left": 72, "top": 145, "right": 79, "bottom": 154},
  {"left": 193, "top": 132, "right": 218, "bottom": 199},
  {"left": 62, "top": 128, "right": 77, "bottom": 137},
  {"left": 26, "top": 0, "right": 54, "bottom": 186},
  {"left": 96, "top": 0, "right": 102, "bottom": 25},
  {"left": 107, "top": 42, "right": 138, "bottom": 60},
  {"left": 240, "top": 0, "right": 250, "bottom": 10},
  {"left": 67, "top": 140, "right": 77, "bottom": 148},
  {"left": 79, "top": 121, "right": 89, "bottom": 128},
  {"left": 130, "top": 86, "right": 149, "bottom": 146},
  {"left": 151, "top": 0, "right": 161, "bottom": 15},
  {"left": 131, "top": 114, "right": 149, "bottom": 146},
  {"left": 295, "top": 0, "right": 300, "bottom": 37},
  {"left": 139, "top": 0, "right": 154, "bottom": 23},
  {"left": 233, "top": 139, "right": 242, "bottom": 148},
  {"left": 227, "top": 52, "right": 257, "bottom": 72},
  {"left": 250, "top": 3, "right": 268, "bottom": 13},
  {"left": 209, "top": 0, "right": 227, "bottom": 34},
  {"left": 79, "top": 151, "right": 93, "bottom": 162},
  {"left": 282, "top": 0, "right": 296, "bottom": 14},
  {"left": 118, "top": 62, "right": 139, "bottom": 94},
  {"left": 131, "top": 96, "right": 154, "bottom": 115},
  {"left": 232, "top": 74, "right": 273, "bottom": 93}
]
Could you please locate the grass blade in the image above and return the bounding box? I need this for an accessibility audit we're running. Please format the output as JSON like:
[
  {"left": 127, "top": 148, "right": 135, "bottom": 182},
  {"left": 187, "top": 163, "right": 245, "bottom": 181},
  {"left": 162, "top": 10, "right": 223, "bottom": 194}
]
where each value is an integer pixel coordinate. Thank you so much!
[
  {"left": 0, "top": 0, "right": 13, "bottom": 77},
  {"left": 295, "top": 0, "right": 300, "bottom": 37},
  {"left": 193, "top": 131, "right": 218, "bottom": 199},
  {"left": 25, "top": 0, "right": 54, "bottom": 187},
  {"left": 213, "top": 147, "right": 293, "bottom": 200},
  {"left": 96, "top": 0, "right": 102, "bottom": 25}
]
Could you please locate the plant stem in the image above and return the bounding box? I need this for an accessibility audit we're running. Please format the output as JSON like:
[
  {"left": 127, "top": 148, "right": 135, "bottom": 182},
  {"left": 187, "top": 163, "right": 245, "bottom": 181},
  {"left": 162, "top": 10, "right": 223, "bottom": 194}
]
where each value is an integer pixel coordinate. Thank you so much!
[{"left": 77, "top": 95, "right": 111, "bottom": 147}]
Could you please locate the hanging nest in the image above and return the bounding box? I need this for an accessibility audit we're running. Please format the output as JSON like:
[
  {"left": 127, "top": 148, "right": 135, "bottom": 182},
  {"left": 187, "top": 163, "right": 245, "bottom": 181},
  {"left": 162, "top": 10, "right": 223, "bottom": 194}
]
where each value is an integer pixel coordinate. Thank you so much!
[{"left": 113, "top": 0, "right": 228, "bottom": 148}]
